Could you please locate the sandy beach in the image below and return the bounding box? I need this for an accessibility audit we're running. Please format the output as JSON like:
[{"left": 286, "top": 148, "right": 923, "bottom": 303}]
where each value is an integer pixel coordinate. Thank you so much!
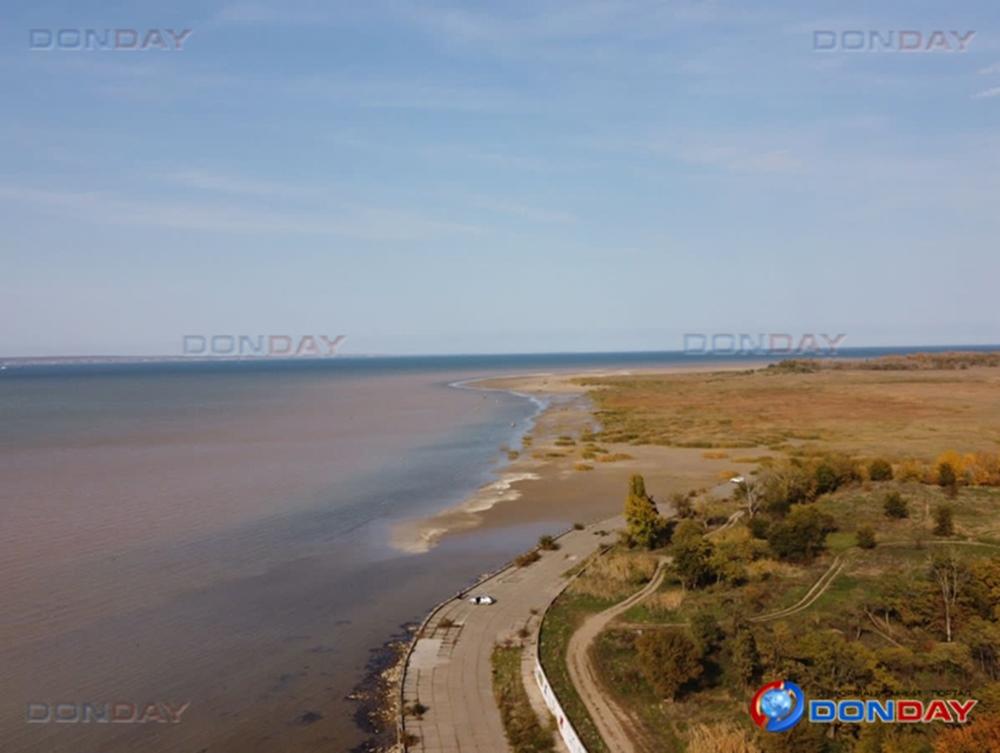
[{"left": 391, "top": 364, "right": 765, "bottom": 555}]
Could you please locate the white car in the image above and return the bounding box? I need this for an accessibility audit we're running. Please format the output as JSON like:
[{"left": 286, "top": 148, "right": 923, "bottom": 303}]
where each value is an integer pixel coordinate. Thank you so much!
[{"left": 468, "top": 595, "right": 497, "bottom": 606}]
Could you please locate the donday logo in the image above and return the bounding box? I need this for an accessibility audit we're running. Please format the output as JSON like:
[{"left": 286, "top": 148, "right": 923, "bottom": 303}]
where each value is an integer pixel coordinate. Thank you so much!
[
  {"left": 750, "top": 679, "right": 978, "bottom": 733},
  {"left": 750, "top": 680, "right": 805, "bottom": 732}
]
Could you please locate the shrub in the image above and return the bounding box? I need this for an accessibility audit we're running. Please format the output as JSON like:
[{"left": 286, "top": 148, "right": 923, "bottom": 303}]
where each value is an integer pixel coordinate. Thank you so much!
[
  {"left": 933, "top": 713, "right": 1000, "bottom": 752},
  {"left": 671, "top": 491, "right": 694, "bottom": 518},
  {"left": 748, "top": 516, "right": 770, "bottom": 539},
  {"left": 767, "top": 505, "right": 834, "bottom": 562},
  {"left": 897, "top": 458, "right": 929, "bottom": 482},
  {"left": 869, "top": 459, "right": 894, "bottom": 481},
  {"left": 538, "top": 535, "right": 559, "bottom": 551},
  {"left": 934, "top": 505, "right": 955, "bottom": 536},
  {"left": 515, "top": 550, "right": 541, "bottom": 567},
  {"left": 636, "top": 630, "right": 703, "bottom": 699},
  {"left": 405, "top": 701, "right": 429, "bottom": 718},
  {"left": 883, "top": 491, "right": 909, "bottom": 519},
  {"left": 673, "top": 520, "right": 715, "bottom": 588},
  {"left": 856, "top": 526, "right": 877, "bottom": 549}
]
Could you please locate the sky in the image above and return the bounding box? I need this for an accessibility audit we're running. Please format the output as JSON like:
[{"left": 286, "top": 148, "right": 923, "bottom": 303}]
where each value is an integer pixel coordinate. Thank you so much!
[{"left": 2, "top": 0, "right": 999, "bottom": 356}]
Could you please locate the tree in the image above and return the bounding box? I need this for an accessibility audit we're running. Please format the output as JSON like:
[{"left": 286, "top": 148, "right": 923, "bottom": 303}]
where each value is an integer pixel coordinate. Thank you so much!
[
  {"left": 869, "top": 458, "right": 894, "bottom": 481},
  {"left": 767, "top": 505, "right": 835, "bottom": 562},
  {"left": 625, "top": 474, "right": 666, "bottom": 549},
  {"left": 964, "top": 617, "right": 1000, "bottom": 679},
  {"left": 732, "top": 476, "right": 762, "bottom": 519},
  {"left": 930, "top": 551, "right": 964, "bottom": 643},
  {"left": 729, "top": 627, "right": 760, "bottom": 688},
  {"left": 761, "top": 462, "right": 815, "bottom": 515},
  {"left": 748, "top": 516, "right": 770, "bottom": 539},
  {"left": 856, "top": 526, "right": 877, "bottom": 549},
  {"left": 670, "top": 491, "right": 694, "bottom": 518},
  {"left": 691, "top": 611, "right": 723, "bottom": 654},
  {"left": 814, "top": 463, "right": 840, "bottom": 495},
  {"left": 933, "top": 714, "right": 1000, "bottom": 753},
  {"left": 938, "top": 461, "right": 959, "bottom": 497},
  {"left": 636, "top": 630, "right": 703, "bottom": 699},
  {"left": 883, "top": 491, "right": 909, "bottom": 519},
  {"left": 673, "top": 519, "right": 714, "bottom": 588},
  {"left": 934, "top": 504, "right": 955, "bottom": 536},
  {"left": 709, "top": 537, "right": 751, "bottom": 585}
]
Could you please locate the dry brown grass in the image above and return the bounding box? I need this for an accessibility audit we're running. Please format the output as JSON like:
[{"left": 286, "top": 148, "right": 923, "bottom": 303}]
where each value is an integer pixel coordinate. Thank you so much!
[
  {"left": 641, "top": 589, "right": 684, "bottom": 616},
  {"left": 569, "top": 551, "right": 658, "bottom": 600},
  {"left": 686, "top": 723, "right": 761, "bottom": 753},
  {"left": 578, "top": 359, "right": 1000, "bottom": 457}
]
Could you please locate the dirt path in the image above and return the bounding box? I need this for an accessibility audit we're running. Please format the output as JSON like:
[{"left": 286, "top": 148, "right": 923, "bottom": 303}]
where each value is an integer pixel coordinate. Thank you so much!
[
  {"left": 750, "top": 555, "right": 845, "bottom": 623},
  {"left": 565, "top": 560, "right": 668, "bottom": 753}
]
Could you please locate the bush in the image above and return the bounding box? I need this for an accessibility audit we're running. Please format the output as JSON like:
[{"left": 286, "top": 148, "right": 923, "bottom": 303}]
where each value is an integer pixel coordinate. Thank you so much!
[
  {"left": 636, "top": 630, "right": 703, "bottom": 699},
  {"left": 856, "top": 526, "right": 877, "bottom": 549},
  {"left": 938, "top": 461, "right": 958, "bottom": 490},
  {"left": 673, "top": 520, "right": 715, "bottom": 588},
  {"left": 515, "top": 550, "right": 541, "bottom": 567},
  {"left": 934, "top": 505, "right": 955, "bottom": 536},
  {"left": 814, "top": 464, "right": 840, "bottom": 495},
  {"left": 671, "top": 491, "right": 694, "bottom": 518},
  {"left": 538, "top": 535, "right": 559, "bottom": 551},
  {"left": 748, "top": 516, "right": 770, "bottom": 539},
  {"left": 883, "top": 491, "right": 909, "bottom": 519},
  {"left": 767, "top": 505, "right": 834, "bottom": 562},
  {"left": 869, "top": 459, "right": 894, "bottom": 481}
]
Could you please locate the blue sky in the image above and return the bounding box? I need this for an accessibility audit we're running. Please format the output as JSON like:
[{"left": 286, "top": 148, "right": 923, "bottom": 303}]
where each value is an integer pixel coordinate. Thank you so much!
[{"left": 2, "top": 1, "right": 999, "bottom": 355}]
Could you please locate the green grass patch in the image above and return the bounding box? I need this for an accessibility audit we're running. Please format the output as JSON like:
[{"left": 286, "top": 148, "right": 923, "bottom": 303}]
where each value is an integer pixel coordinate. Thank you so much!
[
  {"left": 538, "top": 592, "right": 613, "bottom": 753},
  {"left": 491, "top": 644, "right": 556, "bottom": 753}
]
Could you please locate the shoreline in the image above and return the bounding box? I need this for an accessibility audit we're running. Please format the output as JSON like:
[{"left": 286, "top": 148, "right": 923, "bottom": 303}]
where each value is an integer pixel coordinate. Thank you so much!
[{"left": 391, "top": 363, "right": 765, "bottom": 555}]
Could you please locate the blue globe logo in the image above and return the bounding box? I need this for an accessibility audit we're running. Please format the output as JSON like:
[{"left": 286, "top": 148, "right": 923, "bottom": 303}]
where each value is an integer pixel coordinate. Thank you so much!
[
  {"left": 760, "top": 688, "right": 794, "bottom": 721},
  {"left": 750, "top": 680, "right": 805, "bottom": 732}
]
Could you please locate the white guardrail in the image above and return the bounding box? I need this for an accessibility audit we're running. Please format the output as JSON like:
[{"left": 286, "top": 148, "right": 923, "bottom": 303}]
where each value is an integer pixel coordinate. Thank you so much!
[{"left": 533, "top": 658, "right": 589, "bottom": 753}]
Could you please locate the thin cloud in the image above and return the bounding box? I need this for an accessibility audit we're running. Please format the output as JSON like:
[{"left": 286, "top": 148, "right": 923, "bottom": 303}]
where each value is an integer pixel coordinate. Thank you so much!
[
  {"left": 0, "top": 185, "right": 484, "bottom": 241},
  {"left": 973, "top": 86, "right": 1000, "bottom": 100}
]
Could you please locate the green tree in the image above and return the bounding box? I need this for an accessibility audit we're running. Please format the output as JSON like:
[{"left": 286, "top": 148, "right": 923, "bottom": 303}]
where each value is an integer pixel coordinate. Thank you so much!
[
  {"left": 883, "top": 491, "right": 909, "bottom": 519},
  {"left": 934, "top": 504, "right": 955, "bottom": 536},
  {"left": 857, "top": 526, "right": 877, "bottom": 549},
  {"left": 673, "top": 519, "right": 714, "bottom": 588},
  {"left": 767, "top": 505, "right": 834, "bottom": 562},
  {"left": 814, "top": 463, "right": 840, "bottom": 495},
  {"left": 624, "top": 474, "right": 666, "bottom": 549},
  {"left": 635, "top": 630, "right": 703, "bottom": 699},
  {"left": 729, "top": 627, "right": 760, "bottom": 688},
  {"left": 938, "top": 462, "right": 959, "bottom": 496},
  {"left": 690, "top": 611, "right": 723, "bottom": 654},
  {"left": 869, "top": 458, "right": 894, "bottom": 481}
]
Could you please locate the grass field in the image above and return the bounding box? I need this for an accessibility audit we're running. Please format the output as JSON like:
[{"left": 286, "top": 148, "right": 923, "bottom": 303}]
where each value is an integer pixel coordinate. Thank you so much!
[
  {"left": 576, "top": 360, "right": 1000, "bottom": 456},
  {"left": 557, "top": 355, "right": 1000, "bottom": 752}
]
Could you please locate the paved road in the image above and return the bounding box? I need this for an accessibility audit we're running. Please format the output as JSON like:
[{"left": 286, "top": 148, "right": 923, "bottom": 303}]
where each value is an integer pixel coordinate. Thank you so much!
[
  {"left": 564, "top": 560, "right": 668, "bottom": 753},
  {"left": 401, "top": 522, "right": 619, "bottom": 752}
]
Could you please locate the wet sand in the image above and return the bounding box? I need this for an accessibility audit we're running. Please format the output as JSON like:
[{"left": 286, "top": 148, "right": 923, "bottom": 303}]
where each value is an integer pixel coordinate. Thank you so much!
[{"left": 391, "top": 365, "right": 762, "bottom": 554}]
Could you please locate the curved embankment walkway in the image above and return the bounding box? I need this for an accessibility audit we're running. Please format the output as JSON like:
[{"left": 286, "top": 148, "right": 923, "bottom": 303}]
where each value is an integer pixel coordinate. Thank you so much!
[
  {"left": 564, "top": 560, "right": 668, "bottom": 753},
  {"left": 400, "top": 521, "right": 620, "bottom": 752}
]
